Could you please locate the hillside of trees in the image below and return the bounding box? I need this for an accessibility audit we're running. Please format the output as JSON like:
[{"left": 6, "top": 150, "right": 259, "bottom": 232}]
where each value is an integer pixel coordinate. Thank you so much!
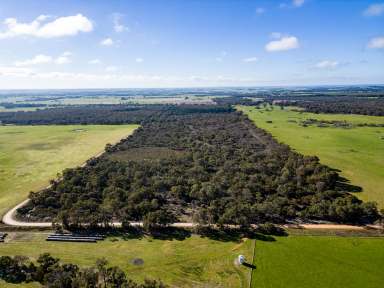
[
  {"left": 0, "top": 254, "right": 166, "bottom": 287},
  {"left": 17, "top": 106, "right": 379, "bottom": 227}
]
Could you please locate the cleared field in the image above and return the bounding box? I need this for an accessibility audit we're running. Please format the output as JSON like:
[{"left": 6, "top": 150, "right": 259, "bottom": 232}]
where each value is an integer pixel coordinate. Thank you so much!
[
  {"left": 0, "top": 233, "right": 253, "bottom": 287},
  {"left": 0, "top": 125, "right": 138, "bottom": 217},
  {"left": 252, "top": 236, "right": 384, "bottom": 288},
  {"left": 238, "top": 106, "right": 384, "bottom": 208},
  {"left": 0, "top": 95, "right": 217, "bottom": 107}
]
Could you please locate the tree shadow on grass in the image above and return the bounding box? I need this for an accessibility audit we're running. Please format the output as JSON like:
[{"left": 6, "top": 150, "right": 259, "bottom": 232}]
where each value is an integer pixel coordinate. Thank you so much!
[
  {"left": 195, "top": 227, "right": 278, "bottom": 242},
  {"left": 149, "top": 227, "right": 191, "bottom": 241},
  {"left": 336, "top": 176, "right": 363, "bottom": 193},
  {"left": 100, "top": 227, "right": 192, "bottom": 241}
]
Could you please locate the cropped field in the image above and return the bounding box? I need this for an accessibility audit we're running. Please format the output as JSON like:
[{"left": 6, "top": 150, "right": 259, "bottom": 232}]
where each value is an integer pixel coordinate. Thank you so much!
[
  {"left": 238, "top": 106, "right": 384, "bottom": 208},
  {"left": 0, "top": 125, "right": 138, "bottom": 216},
  {"left": 0, "top": 233, "right": 253, "bottom": 287},
  {"left": 252, "top": 236, "right": 384, "bottom": 288}
]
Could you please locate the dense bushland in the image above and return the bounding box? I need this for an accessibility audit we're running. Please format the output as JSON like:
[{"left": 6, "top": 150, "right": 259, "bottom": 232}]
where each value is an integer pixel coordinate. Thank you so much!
[
  {"left": 276, "top": 97, "right": 384, "bottom": 116},
  {"left": 0, "top": 254, "right": 166, "bottom": 287},
  {"left": 18, "top": 106, "right": 379, "bottom": 227},
  {"left": 0, "top": 105, "right": 164, "bottom": 125}
]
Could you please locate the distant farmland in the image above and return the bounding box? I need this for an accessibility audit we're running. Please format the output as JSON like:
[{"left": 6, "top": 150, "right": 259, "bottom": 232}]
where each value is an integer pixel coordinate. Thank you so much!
[
  {"left": 0, "top": 124, "right": 138, "bottom": 216},
  {"left": 239, "top": 106, "right": 384, "bottom": 208}
]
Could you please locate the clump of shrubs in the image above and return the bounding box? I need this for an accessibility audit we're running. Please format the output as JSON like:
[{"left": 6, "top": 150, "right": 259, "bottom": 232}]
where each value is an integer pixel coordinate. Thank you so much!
[
  {"left": 0, "top": 253, "right": 167, "bottom": 287},
  {"left": 256, "top": 223, "right": 287, "bottom": 236}
]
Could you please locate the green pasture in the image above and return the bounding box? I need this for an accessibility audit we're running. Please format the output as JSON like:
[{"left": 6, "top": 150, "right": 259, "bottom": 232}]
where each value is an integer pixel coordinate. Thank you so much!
[
  {"left": 238, "top": 106, "right": 384, "bottom": 208},
  {"left": 0, "top": 233, "right": 253, "bottom": 287},
  {"left": 0, "top": 233, "right": 383, "bottom": 288},
  {"left": 251, "top": 236, "right": 384, "bottom": 288},
  {"left": 0, "top": 125, "right": 138, "bottom": 217}
]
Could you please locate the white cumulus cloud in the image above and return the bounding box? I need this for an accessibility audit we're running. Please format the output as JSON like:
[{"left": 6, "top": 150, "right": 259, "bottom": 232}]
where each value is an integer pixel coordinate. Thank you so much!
[
  {"left": 54, "top": 51, "right": 72, "bottom": 64},
  {"left": 315, "top": 60, "right": 340, "bottom": 69},
  {"left": 89, "top": 59, "right": 101, "bottom": 65},
  {"left": 363, "top": 3, "right": 384, "bottom": 16},
  {"left": 242, "top": 57, "right": 259, "bottom": 63},
  {"left": 100, "top": 38, "right": 114, "bottom": 46},
  {"left": 105, "top": 66, "right": 118, "bottom": 72},
  {"left": 265, "top": 35, "right": 299, "bottom": 52},
  {"left": 293, "top": 0, "right": 305, "bottom": 7},
  {"left": 15, "top": 52, "right": 72, "bottom": 66},
  {"left": 367, "top": 36, "right": 384, "bottom": 48},
  {"left": 14, "top": 54, "right": 52, "bottom": 66},
  {"left": 0, "top": 14, "right": 93, "bottom": 39},
  {"left": 113, "top": 13, "right": 129, "bottom": 33}
]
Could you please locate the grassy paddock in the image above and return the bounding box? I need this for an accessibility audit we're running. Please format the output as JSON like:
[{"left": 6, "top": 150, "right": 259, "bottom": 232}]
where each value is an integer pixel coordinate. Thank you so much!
[
  {"left": 252, "top": 235, "right": 384, "bottom": 288},
  {"left": 0, "top": 233, "right": 382, "bottom": 288},
  {"left": 238, "top": 106, "right": 384, "bottom": 208},
  {"left": 0, "top": 232, "right": 252, "bottom": 287},
  {"left": 0, "top": 125, "right": 138, "bottom": 216}
]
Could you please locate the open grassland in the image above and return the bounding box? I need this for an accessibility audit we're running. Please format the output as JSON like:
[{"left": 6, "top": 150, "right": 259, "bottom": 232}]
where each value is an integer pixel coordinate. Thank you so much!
[
  {"left": 252, "top": 236, "right": 384, "bottom": 288},
  {"left": 0, "top": 233, "right": 253, "bottom": 287},
  {"left": 0, "top": 125, "right": 138, "bottom": 217},
  {"left": 238, "top": 106, "right": 384, "bottom": 208}
]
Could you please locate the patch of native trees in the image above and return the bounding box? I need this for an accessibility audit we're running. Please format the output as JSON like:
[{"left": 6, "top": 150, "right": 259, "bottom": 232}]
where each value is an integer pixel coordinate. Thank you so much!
[
  {"left": 213, "top": 96, "right": 262, "bottom": 106},
  {"left": 0, "top": 254, "right": 166, "bottom": 287},
  {"left": 0, "top": 102, "right": 48, "bottom": 109},
  {"left": 0, "top": 105, "right": 166, "bottom": 125},
  {"left": 274, "top": 96, "right": 384, "bottom": 116},
  {"left": 17, "top": 105, "right": 380, "bottom": 228}
]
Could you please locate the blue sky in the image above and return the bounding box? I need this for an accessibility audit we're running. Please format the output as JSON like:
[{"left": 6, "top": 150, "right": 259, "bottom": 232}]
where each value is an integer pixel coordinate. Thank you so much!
[{"left": 0, "top": 0, "right": 383, "bottom": 88}]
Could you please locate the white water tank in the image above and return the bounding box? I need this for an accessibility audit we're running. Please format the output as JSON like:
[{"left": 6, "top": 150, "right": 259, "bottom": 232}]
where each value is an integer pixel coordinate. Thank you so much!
[{"left": 238, "top": 255, "right": 246, "bottom": 265}]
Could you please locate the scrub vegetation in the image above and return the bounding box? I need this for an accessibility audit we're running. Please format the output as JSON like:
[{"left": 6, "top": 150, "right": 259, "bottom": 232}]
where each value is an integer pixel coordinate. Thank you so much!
[
  {"left": 18, "top": 106, "right": 379, "bottom": 227},
  {"left": 238, "top": 105, "right": 384, "bottom": 208}
]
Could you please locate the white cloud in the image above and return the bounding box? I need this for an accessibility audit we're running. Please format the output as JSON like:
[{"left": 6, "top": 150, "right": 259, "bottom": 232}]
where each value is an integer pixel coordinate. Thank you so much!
[
  {"left": 293, "top": 0, "right": 305, "bottom": 7},
  {"left": 135, "top": 58, "right": 144, "bottom": 63},
  {"left": 61, "top": 51, "right": 72, "bottom": 57},
  {"left": 315, "top": 60, "right": 340, "bottom": 69},
  {"left": 54, "top": 51, "right": 72, "bottom": 64},
  {"left": 0, "top": 14, "right": 93, "bottom": 39},
  {"left": 54, "top": 56, "right": 71, "bottom": 65},
  {"left": 100, "top": 38, "right": 114, "bottom": 46},
  {"left": 265, "top": 35, "right": 299, "bottom": 52},
  {"left": 105, "top": 66, "right": 118, "bottom": 72},
  {"left": 113, "top": 13, "right": 129, "bottom": 33},
  {"left": 14, "top": 54, "right": 52, "bottom": 66},
  {"left": 88, "top": 59, "right": 101, "bottom": 64},
  {"left": 215, "top": 51, "right": 228, "bottom": 62},
  {"left": 270, "top": 32, "right": 282, "bottom": 39},
  {"left": 363, "top": 3, "right": 384, "bottom": 16},
  {"left": 242, "top": 57, "right": 259, "bottom": 63},
  {"left": 14, "top": 52, "right": 72, "bottom": 66},
  {"left": 256, "top": 8, "right": 265, "bottom": 14},
  {"left": 367, "top": 36, "right": 384, "bottom": 48},
  {"left": 0, "top": 68, "right": 381, "bottom": 89},
  {"left": 0, "top": 66, "right": 34, "bottom": 76}
]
